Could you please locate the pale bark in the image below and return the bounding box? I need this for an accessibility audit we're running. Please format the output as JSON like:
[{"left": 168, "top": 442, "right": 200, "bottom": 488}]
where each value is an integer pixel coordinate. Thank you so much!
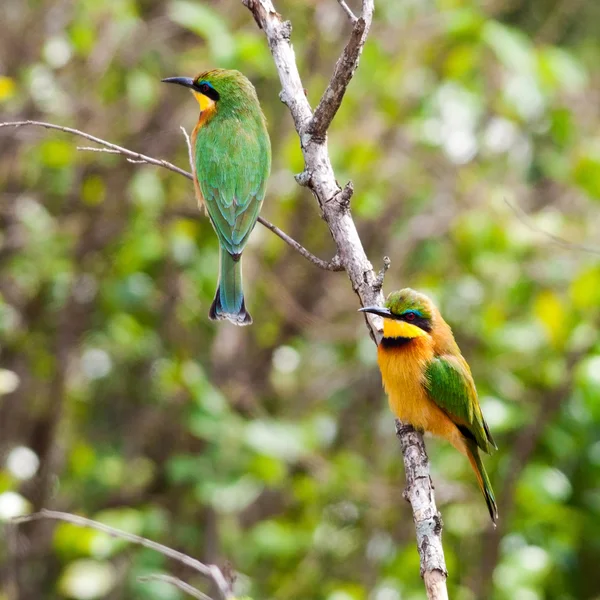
[{"left": 242, "top": 1, "right": 448, "bottom": 597}]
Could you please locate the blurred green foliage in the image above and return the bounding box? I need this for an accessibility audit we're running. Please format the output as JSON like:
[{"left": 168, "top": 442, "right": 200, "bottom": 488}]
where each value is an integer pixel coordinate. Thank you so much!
[{"left": 1, "top": 0, "right": 600, "bottom": 599}]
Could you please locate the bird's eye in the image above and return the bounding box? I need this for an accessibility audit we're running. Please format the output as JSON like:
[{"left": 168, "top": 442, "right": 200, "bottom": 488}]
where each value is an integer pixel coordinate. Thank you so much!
[
  {"left": 200, "top": 83, "right": 210, "bottom": 94},
  {"left": 404, "top": 312, "right": 416, "bottom": 321}
]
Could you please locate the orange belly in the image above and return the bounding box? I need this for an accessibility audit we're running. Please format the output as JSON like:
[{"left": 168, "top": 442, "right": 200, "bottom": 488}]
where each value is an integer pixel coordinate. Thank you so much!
[{"left": 378, "top": 339, "right": 466, "bottom": 454}]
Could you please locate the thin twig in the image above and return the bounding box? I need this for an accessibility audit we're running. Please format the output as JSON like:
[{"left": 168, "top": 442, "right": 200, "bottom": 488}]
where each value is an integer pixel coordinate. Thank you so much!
[
  {"left": 138, "top": 574, "right": 214, "bottom": 600},
  {"left": 505, "top": 198, "right": 600, "bottom": 256},
  {"left": 181, "top": 125, "right": 195, "bottom": 176},
  {"left": 258, "top": 217, "right": 343, "bottom": 270},
  {"left": 12, "top": 510, "right": 235, "bottom": 600},
  {"left": 0, "top": 119, "right": 339, "bottom": 271},
  {"left": 0, "top": 120, "right": 193, "bottom": 180},
  {"left": 309, "top": 0, "right": 375, "bottom": 138},
  {"left": 337, "top": 0, "right": 358, "bottom": 22},
  {"left": 373, "top": 255, "right": 390, "bottom": 292},
  {"left": 77, "top": 146, "right": 121, "bottom": 153}
]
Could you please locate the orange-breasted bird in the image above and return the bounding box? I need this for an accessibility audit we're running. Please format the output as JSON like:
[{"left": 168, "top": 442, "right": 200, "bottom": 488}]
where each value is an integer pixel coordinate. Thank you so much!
[
  {"left": 163, "top": 69, "right": 271, "bottom": 325},
  {"left": 360, "top": 288, "right": 498, "bottom": 523}
]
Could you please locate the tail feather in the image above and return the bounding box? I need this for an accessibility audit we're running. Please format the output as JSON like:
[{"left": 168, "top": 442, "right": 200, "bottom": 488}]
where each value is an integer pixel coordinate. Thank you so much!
[
  {"left": 209, "top": 247, "right": 252, "bottom": 326},
  {"left": 465, "top": 439, "right": 498, "bottom": 525}
]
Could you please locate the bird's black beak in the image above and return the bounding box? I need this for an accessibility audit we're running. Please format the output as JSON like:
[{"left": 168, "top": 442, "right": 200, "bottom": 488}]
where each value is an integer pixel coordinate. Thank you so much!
[
  {"left": 161, "top": 76, "right": 196, "bottom": 89},
  {"left": 358, "top": 306, "right": 393, "bottom": 319}
]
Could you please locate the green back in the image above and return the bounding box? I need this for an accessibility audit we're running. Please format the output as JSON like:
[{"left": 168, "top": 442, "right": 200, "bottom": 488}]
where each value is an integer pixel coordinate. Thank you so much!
[
  {"left": 194, "top": 71, "right": 271, "bottom": 256},
  {"left": 424, "top": 355, "right": 496, "bottom": 453}
]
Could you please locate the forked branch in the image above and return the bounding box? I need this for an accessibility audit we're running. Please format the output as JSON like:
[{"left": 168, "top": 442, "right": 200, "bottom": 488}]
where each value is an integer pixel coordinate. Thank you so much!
[
  {"left": 309, "top": 0, "right": 374, "bottom": 138},
  {"left": 337, "top": 0, "right": 358, "bottom": 22},
  {"left": 241, "top": 2, "right": 448, "bottom": 598}
]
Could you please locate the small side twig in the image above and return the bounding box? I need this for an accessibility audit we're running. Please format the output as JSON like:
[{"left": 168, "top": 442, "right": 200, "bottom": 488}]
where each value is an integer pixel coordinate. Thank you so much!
[
  {"left": 337, "top": 0, "right": 358, "bottom": 22},
  {"left": 373, "top": 255, "right": 390, "bottom": 292},
  {"left": 328, "top": 180, "right": 354, "bottom": 208},
  {"left": 309, "top": 0, "right": 375, "bottom": 138},
  {"left": 138, "top": 574, "right": 214, "bottom": 600},
  {"left": 0, "top": 120, "right": 193, "bottom": 180},
  {"left": 258, "top": 216, "right": 343, "bottom": 271},
  {"left": 12, "top": 510, "right": 235, "bottom": 600}
]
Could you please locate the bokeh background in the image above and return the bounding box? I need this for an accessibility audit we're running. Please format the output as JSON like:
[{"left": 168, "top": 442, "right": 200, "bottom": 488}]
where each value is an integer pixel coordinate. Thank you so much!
[{"left": 1, "top": 0, "right": 600, "bottom": 598}]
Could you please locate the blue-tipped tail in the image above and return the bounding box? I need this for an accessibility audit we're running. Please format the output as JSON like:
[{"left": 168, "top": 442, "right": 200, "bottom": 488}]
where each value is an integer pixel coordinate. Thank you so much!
[{"left": 209, "top": 247, "right": 252, "bottom": 326}]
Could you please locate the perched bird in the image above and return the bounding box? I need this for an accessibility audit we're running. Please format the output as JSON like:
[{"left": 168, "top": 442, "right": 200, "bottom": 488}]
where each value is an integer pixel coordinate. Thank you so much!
[
  {"left": 360, "top": 289, "right": 498, "bottom": 523},
  {"left": 163, "top": 69, "right": 271, "bottom": 325}
]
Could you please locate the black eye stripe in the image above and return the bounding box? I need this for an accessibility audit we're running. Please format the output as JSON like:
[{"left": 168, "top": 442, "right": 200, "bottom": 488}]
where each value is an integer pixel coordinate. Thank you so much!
[
  {"left": 195, "top": 81, "right": 220, "bottom": 101},
  {"left": 395, "top": 311, "right": 431, "bottom": 332}
]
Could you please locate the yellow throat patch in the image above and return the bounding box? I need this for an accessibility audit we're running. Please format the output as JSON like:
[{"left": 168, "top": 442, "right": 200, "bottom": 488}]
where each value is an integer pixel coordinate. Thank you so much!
[
  {"left": 383, "top": 319, "right": 429, "bottom": 339},
  {"left": 192, "top": 90, "right": 216, "bottom": 113}
]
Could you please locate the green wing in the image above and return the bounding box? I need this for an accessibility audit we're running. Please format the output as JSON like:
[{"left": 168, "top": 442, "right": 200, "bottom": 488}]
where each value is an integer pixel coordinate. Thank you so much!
[
  {"left": 195, "top": 116, "right": 271, "bottom": 256},
  {"left": 424, "top": 355, "right": 496, "bottom": 453}
]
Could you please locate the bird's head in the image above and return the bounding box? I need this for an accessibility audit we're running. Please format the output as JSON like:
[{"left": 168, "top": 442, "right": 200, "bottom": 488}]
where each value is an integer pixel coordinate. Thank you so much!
[
  {"left": 360, "top": 288, "right": 434, "bottom": 340},
  {"left": 162, "top": 69, "right": 258, "bottom": 116}
]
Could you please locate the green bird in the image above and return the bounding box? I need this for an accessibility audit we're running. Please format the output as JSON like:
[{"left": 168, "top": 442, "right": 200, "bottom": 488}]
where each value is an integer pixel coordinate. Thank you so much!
[
  {"left": 360, "top": 289, "right": 498, "bottom": 523},
  {"left": 163, "top": 69, "right": 271, "bottom": 325}
]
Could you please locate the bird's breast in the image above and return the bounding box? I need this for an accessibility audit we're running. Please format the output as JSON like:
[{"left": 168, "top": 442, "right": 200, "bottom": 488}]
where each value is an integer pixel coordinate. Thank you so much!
[{"left": 377, "top": 337, "right": 455, "bottom": 437}]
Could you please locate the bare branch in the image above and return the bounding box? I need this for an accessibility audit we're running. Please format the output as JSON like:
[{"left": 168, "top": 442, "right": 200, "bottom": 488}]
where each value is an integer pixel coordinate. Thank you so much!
[
  {"left": 505, "top": 198, "right": 600, "bottom": 256},
  {"left": 0, "top": 120, "right": 193, "bottom": 180},
  {"left": 180, "top": 125, "right": 195, "bottom": 175},
  {"left": 139, "top": 574, "right": 214, "bottom": 600},
  {"left": 396, "top": 422, "right": 448, "bottom": 599},
  {"left": 258, "top": 216, "right": 343, "bottom": 270},
  {"left": 0, "top": 119, "right": 338, "bottom": 272},
  {"left": 309, "top": 0, "right": 374, "bottom": 138},
  {"left": 242, "top": 2, "right": 448, "bottom": 596},
  {"left": 12, "top": 510, "right": 235, "bottom": 600},
  {"left": 337, "top": 0, "right": 358, "bottom": 23}
]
